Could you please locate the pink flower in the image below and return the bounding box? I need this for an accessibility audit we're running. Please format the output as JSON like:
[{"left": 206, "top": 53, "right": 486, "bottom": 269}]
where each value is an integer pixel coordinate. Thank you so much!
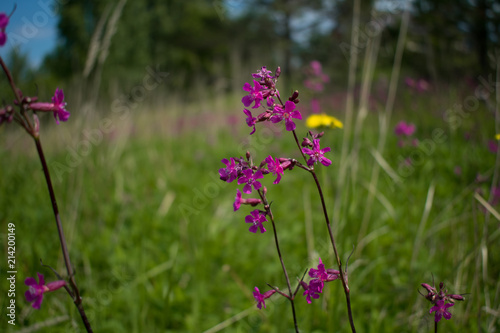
[
  {"left": 243, "top": 109, "right": 257, "bottom": 135},
  {"left": 0, "top": 12, "right": 9, "bottom": 46},
  {"left": 430, "top": 300, "right": 454, "bottom": 322},
  {"left": 302, "top": 139, "right": 332, "bottom": 167},
  {"left": 394, "top": 121, "right": 416, "bottom": 137},
  {"left": 251, "top": 67, "right": 273, "bottom": 80},
  {"left": 25, "top": 272, "right": 66, "bottom": 309},
  {"left": 270, "top": 101, "right": 302, "bottom": 131},
  {"left": 302, "top": 279, "right": 324, "bottom": 304},
  {"left": 304, "top": 61, "right": 329, "bottom": 92},
  {"left": 245, "top": 209, "right": 267, "bottom": 233},
  {"left": 233, "top": 189, "right": 262, "bottom": 211},
  {"left": 219, "top": 158, "right": 238, "bottom": 183},
  {"left": 237, "top": 169, "right": 263, "bottom": 194},
  {"left": 265, "top": 155, "right": 284, "bottom": 184},
  {"left": 242, "top": 80, "right": 264, "bottom": 109},
  {"left": 488, "top": 140, "right": 498, "bottom": 153},
  {"left": 253, "top": 286, "right": 276, "bottom": 309},
  {"left": 29, "top": 88, "right": 70, "bottom": 124}
]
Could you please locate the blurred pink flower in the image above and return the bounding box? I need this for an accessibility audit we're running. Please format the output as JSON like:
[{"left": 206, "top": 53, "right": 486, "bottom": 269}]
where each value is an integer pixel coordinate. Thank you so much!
[
  {"left": 0, "top": 12, "right": 9, "bottom": 46},
  {"left": 405, "top": 77, "right": 429, "bottom": 92},
  {"left": 488, "top": 140, "right": 498, "bottom": 153},
  {"left": 394, "top": 121, "right": 416, "bottom": 137},
  {"left": 304, "top": 61, "right": 329, "bottom": 92}
]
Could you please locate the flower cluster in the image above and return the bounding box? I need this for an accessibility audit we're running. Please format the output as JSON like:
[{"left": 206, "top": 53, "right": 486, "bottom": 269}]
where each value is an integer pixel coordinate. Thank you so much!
[
  {"left": 219, "top": 154, "right": 297, "bottom": 233},
  {"left": 304, "top": 60, "right": 329, "bottom": 93},
  {"left": 420, "top": 281, "right": 465, "bottom": 323},
  {"left": 394, "top": 121, "right": 417, "bottom": 147},
  {"left": 25, "top": 273, "right": 66, "bottom": 309},
  {"left": 404, "top": 77, "right": 429, "bottom": 92},
  {"left": 301, "top": 131, "right": 332, "bottom": 168},
  {"left": 303, "top": 60, "right": 330, "bottom": 114},
  {"left": 242, "top": 66, "right": 302, "bottom": 134},
  {"left": 300, "top": 258, "right": 340, "bottom": 303},
  {"left": 220, "top": 66, "right": 336, "bottom": 311}
]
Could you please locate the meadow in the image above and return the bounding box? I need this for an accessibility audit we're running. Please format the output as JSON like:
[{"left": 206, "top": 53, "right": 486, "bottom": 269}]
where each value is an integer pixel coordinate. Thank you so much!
[{"left": 1, "top": 68, "right": 499, "bottom": 333}]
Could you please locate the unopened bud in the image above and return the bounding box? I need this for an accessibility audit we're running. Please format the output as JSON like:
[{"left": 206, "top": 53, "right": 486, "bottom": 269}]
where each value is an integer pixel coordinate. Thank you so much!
[
  {"left": 421, "top": 283, "right": 435, "bottom": 293},
  {"left": 289, "top": 90, "right": 299, "bottom": 101},
  {"left": 280, "top": 159, "right": 296, "bottom": 171},
  {"left": 243, "top": 198, "right": 262, "bottom": 207},
  {"left": 302, "top": 137, "right": 313, "bottom": 147},
  {"left": 300, "top": 280, "right": 308, "bottom": 290},
  {"left": 246, "top": 151, "right": 251, "bottom": 160},
  {"left": 448, "top": 294, "right": 465, "bottom": 301},
  {"left": 257, "top": 111, "right": 272, "bottom": 122},
  {"left": 262, "top": 289, "right": 277, "bottom": 299},
  {"left": 275, "top": 67, "right": 281, "bottom": 78}
]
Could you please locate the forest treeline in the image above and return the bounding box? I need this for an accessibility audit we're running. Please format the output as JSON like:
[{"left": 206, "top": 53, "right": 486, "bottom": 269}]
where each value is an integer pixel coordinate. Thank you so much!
[{"left": 5, "top": 0, "right": 500, "bottom": 101}]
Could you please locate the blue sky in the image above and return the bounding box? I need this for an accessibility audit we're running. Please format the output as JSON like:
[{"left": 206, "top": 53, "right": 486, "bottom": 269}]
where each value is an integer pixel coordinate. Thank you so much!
[{"left": 1, "top": 0, "right": 59, "bottom": 69}]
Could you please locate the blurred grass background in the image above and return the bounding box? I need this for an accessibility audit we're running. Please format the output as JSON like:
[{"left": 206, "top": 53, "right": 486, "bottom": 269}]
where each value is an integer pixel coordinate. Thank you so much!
[{"left": 1, "top": 0, "right": 500, "bottom": 332}]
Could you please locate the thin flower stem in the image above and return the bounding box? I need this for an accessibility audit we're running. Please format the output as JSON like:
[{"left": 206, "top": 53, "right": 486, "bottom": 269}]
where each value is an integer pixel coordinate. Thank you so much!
[
  {"left": 0, "top": 56, "right": 35, "bottom": 134},
  {"left": 2, "top": 56, "right": 92, "bottom": 330},
  {"left": 257, "top": 188, "right": 299, "bottom": 333},
  {"left": 34, "top": 138, "right": 93, "bottom": 333},
  {"left": 291, "top": 130, "right": 356, "bottom": 332}
]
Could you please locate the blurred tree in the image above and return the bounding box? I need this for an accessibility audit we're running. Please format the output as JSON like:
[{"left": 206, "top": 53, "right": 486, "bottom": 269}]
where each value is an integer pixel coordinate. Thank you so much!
[
  {"left": 43, "top": 0, "right": 238, "bottom": 98},
  {"left": 409, "top": 0, "right": 500, "bottom": 80},
  {"left": 233, "top": 0, "right": 324, "bottom": 90}
]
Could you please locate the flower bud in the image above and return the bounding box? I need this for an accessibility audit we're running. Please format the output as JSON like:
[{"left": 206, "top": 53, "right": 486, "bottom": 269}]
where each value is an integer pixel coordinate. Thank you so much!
[
  {"left": 275, "top": 67, "right": 281, "bottom": 78},
  {"left": 289, "top": 90, "right": 299, "bottom": 102},
  {"left": 300, "top": 280, "right": 308, "bottom": 290},
  {"left": 448, "top": 294, "right": 465, "bottom": 301},
  {"left": 421, "top": 283, "right": 435, "bottom": 293},
  {"left": 257, "top": 111, "right": 272, "bottom": 122},
  {"left": 262, "top": 289, "right": 277, "bottom": 299},
  {"left": 243, "top": 198, "right": 262, "bottom": 207},
  {"left": 302, "top": 137, "right": 313, "bottom": 147}
]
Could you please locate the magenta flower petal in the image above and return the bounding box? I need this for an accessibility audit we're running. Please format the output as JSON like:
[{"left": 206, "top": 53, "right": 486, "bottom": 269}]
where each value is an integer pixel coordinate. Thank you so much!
[
  {"left": 242, "top": 80, "right": 263, "bottom": 109},
  {"left": 253, "top": 287, "right": 266, "bottom": 309},
  {"left": 0, "top": 13, "right": 8, "bottom": 29},
  {"left": 245, "top": 209, "right": 267, "bottom": 233},
  {"left": 233, "top": 189, "right": 242, "bottom": 211},
  {"left": 265, "top": 155, "right": 284, "bottom": 184},
  {"left": 430, "top": 300, "right": 454, "bottom": 322},
  {"left": 24, "top": 272, "right": 66, "bottom": 310},
  {"left": 237, "top": 169, "right": 263, "bottom": 194},
  {"left": 252, "top": 286, "right": 276, "bottom": 309},
  {"left": 302, "top": 139, "right": 332, "bottom": 167}
]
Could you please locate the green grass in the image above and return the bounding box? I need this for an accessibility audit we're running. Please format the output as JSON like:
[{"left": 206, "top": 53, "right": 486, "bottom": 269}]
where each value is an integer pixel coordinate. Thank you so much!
[{"left": 1, "top": 86, "right": 499, "bottom": 333}]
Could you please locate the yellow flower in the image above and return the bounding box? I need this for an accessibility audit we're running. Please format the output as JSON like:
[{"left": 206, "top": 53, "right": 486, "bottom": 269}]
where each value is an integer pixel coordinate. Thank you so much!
[
  {"left": 306, "top": 113, "right": 343, "bottom": 129},
  {"left": 496, "top": 133, "right": 500, "bottom": 140}
]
